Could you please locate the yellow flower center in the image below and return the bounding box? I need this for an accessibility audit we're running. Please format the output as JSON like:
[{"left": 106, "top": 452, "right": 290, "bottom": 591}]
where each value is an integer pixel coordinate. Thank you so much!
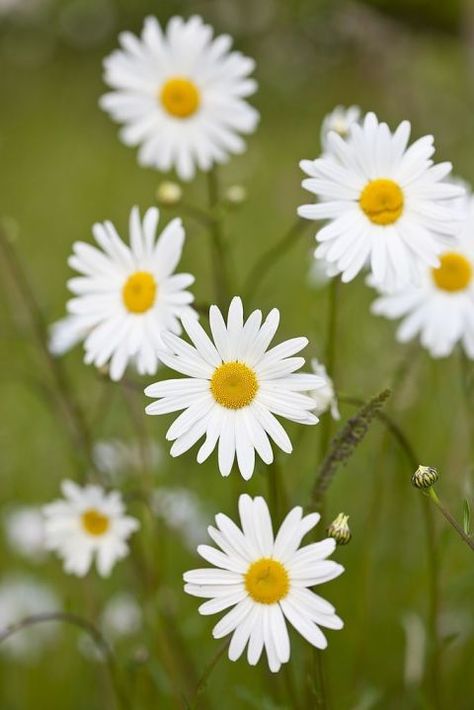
[
  {"left": 210, "top": 362, "right": 259, "bottom": 410},
  {"left": 359, "top": 178, "right": 404, "bottom": 225},
  {"left": 122, "top": 271, "right": 157, "bottom": 313},
  {"left": 160, "top": 77, "right": 200, "bottom": 119},
  {"left": 81, "top": 508, "right": 110, "bottom": 536},
  {"left": 245, "top": 558, "right": 289, "bottom": 605},
  {"left": 432, "top": 252, "right": 472, "bottom": 292}
]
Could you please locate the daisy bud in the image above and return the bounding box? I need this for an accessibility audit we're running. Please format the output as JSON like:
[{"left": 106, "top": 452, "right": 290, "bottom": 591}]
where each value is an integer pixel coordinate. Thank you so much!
[
  {"left": 327, "top": 513, "right": 351, "bottom": 546},
  {"left": 224, "top": 184, "right": 247, "bottom": 206},
  {"left": 412, "top": 465, "right": 438, "bottom": 490},
  {"left": 156, "top": 181, "right": 182, "bottom": 206}
]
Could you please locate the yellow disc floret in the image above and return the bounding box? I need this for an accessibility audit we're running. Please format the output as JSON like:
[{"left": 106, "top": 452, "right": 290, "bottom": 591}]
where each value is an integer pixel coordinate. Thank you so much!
[
  {"left": 160, "top": 77, "right": 200, "bottom": 118},
  {"left": 210, "top": 361, "right": 259, "bottom": 410},
  {"left": 122, "top": 271, "right": 157, "bottom": 313},
  {"left": 432, "top": 252, "right": 472, "bottom": 292},
  {"left": 81, "top": 508, "right": 110, "bottom": 536},
  {"left": 245, "top": 558, "right": 290, "bottom": 604},
  {"left": 359, "top": 178, "right": 404, "bottom": 225}
]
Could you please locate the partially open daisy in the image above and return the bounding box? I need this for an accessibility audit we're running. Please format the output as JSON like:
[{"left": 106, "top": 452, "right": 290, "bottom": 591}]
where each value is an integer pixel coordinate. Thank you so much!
[
  {"left": 298, "top": 112, "right": 464, "bottom": 291},
  {"left": 100, "top": 15, "right": 259, "bottom": 181},
  {"left": 43, "top": 481, "right": 139, "bottom": 577},
  {"left": 145, "top": 297, "right": 324, "bottom": 479},
  {"left": 63, "top": 206, "right": 195, "bottom": 381},
  {"left": 309, "top": 358, "right": 340, "bottom": 420},
  {"left": 321, "top": 105, "right": 360, "bottom": 153},
  {"left": 184, "top": 494, "right": 344, "bottom": 673},
  {"left": 372, "top": 193, "right": 474, "bottom": 358}
]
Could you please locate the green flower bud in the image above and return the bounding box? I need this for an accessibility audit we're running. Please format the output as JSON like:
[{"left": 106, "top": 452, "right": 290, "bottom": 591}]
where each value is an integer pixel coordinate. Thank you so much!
[
  {"left": 327, "top": 513, "right": 351, "bottom": 545},
  {"left": 412, "top": 465, "right": 438, "bottom": 490}
]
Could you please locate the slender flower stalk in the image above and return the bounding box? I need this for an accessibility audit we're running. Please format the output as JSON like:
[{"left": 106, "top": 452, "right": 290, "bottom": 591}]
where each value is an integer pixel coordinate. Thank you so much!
[
  {"left": 0, "top": 612, "right": 130, "bottom": 710},
  {"left": 207, "top": 167, "right": 231, "bottom": 308},
  {"left": 0, "top": 225, "right": 97, "bottom": 478},
  {"left": 243, "top": 219, "right": 308, "bottom": 304},
  {"left": 427, "top": 488, "right": 474, "bottom": 551},
  {"left": 190, "top": 640, "right": 230, "bottom": 709}
]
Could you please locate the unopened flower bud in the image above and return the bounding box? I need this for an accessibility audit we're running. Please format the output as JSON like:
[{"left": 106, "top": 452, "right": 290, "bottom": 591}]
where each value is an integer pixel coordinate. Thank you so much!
[
  {"left": 156, "top": 181, "right": 182, "bottom": 206},
  {"left": 327, "top": 513, "right": 351, "bottom": 545},
  {"left": 224, "top": 184, "right": 246, "bottom": 206},
  {"left": 412, "top": 465, "right": 438, "bottom": 490}
]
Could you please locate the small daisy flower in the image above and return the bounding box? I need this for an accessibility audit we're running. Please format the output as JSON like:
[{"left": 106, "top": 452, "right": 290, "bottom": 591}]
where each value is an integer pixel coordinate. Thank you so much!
[
  {"left": 298, "top": 112, "right": 464, "bottom": 291},
  {"left": 309, "top": 359, "right": 340, "bottom": 420},
  {"left": 43, "top": 481, "right": 139, "bottom": 577},
  {"left": 145, "top": 296, "right": 324, "bottom": 480},
  {"left": 100, "top": 15, "right": 259, "bottom": 181},
  {"left": 372, "top": 193, "right": 474, "bottom": 358},
  {"left": 101, "top": 593, "right": 142, "bottom": 640},
  {"left": 184, "top": 494, "right": 344, "bottom": 673},
  {"left": 320, "top": 105, "right": 360, "bottom": 153},
  {"left": 62, "top": 206, "right": 195, "bottom": 381}
]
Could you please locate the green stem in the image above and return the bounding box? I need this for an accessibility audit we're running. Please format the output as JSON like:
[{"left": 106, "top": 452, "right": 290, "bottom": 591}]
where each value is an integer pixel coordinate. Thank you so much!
[
  {"left": 0, "top": 225, "right": 97, "bottom": 478},
  {"left": 190, "top": 640, "right": 229, "bottom": 709},
  {"left": 428, "top": 488, "right": 474, "bottom": 551},
  {"left": 207, "top": 168, "right": 231, "bottom": 308},
  {"left": 243, "top": 219, "right": 308, "bottom": 304},
  {"left": 0, "top": 612, "right": 130, "bottom": 710}
]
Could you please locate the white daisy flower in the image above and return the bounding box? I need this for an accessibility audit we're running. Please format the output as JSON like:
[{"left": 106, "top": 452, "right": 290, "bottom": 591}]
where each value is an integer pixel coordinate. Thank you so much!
[
  {"left": 63, "top": 205, "right": 195, "bottom": 381},
  {"left": 3, "top": 505, "right": 46, "bottom": 562},
  {"left": 151, "top": 487, "right": 208, "bottom": 550},
  {"left": 309, "top": 358, "right": 340, "bottom": 420},
  {"left": 43, "top": 480, "right": 139, "bottom": 577},
  {"left": 145, "top": 296, "right": 324, "bottom": 480},
  {"left": 101, "top": 592, "right": 142, "bottom": 640},
  {"left": 321, "top": 105, "right": 360, "bottom": 153},
  {"left": 298, "top": 112, "right": 464, "bottom": 292},
  {"left": 100, "top": 15, "right": 259, "bottom": 181},
  {"left": 184, "top": 494, "right": 344, "bottom": 673},
  {"left": 0, "top": 575, "right": 60, "bottom": 662},
  {"left": 372, "top": 194, "right": 474, "bottom": 358}
]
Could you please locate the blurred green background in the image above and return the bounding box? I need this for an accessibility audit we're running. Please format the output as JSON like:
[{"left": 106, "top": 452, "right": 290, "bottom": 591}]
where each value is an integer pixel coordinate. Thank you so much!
[{"left": 0, "top": 0, "right": 473, "bottom": 708}]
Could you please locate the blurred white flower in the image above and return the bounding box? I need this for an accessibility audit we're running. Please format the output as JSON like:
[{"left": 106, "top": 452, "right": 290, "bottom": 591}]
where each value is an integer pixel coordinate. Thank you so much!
[
  {"left": 61, "top": 205, "right": 196, "bottom": 381},
  {"left": 0, "top": 575, "right": 60, "bottom": 662},
  {"left": 3, "top": 505, "right": 46, "bottom": 562},
  {"left": 401, "top": 612, "right": 425, "bottom": 687},
  {"left": 151, "top": 487, "right": 207, "bottom": 549},
  {"left": 101, "top": 592, "right": 142, "bottom": 639},
  {"left": 100, "top": 15, "right": 259, "bottom": 181},
  {"left": 184, "top": 494, "right": 344, "bottom": 673},
  {"left": 299, "top": 112, "right": 464, "bottom": 292},
  {"left": 155, "top": 181, "right": 183, "bottom": 206},
  {"left": 43, "top": 480, "right": 139, "bottom": 577},
  {"left": 145, "top": 296, "right": 324, "bottom": 480},
  {"left": 320, "top": 105, "right": 360, "bottom": 153},
  {"left": 309, "top": 359, "right": 340, "bottom": 420},
  {"left": 372, "top": 193, "right": 474, "bottom": 358},
  {"left": 93, "top": 438, "right": 162, "bottom": 482}
]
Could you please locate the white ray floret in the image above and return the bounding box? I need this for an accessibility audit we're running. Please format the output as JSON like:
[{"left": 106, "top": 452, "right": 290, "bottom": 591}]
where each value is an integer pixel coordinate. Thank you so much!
[
  {"left": 372, "top": 193, "right": 474, "bottom": 358},
  {"left": 100, "top": 15, "right": 259, "bottom": 181},
  {"left": 59, "top": 205, "right": 195, "bottom": 381},
  {"left": 299, "top": 111, "right": 464, "bottom": 292},
  {"left": 43, "top": 481, "right": 139, "bottom": 577},
  {"left": 184, "top": 494, "right": 344, "bottom": 673},
  {"left": 145, "top": 297, "right": 324, "bottom": 480}
]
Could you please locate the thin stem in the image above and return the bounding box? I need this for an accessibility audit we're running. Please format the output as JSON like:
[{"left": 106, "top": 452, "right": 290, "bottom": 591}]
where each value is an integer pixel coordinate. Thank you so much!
[
  {"left": 428, "top": 488, "right": 474, "bottom": 551},
  {"left": 0, "top": 225, "right": 97, "bottom": 477},
  {"left": 207, "top": 168, "right": 231, "bottom": 308},
  {"left": 243, "top": 219, "right": 308, "bottom": 304},
  {"left": 190, "top": 640, "right": 229, "bottom": 709},
  {"left": 0, "top": 612, "right": 130, "bottom": 710}
]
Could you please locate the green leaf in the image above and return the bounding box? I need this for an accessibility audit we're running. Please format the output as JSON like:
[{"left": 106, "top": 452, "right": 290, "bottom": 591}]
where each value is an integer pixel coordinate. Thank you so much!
[{"left": 463, "top": 499, "right": 471, "bottom": 536}]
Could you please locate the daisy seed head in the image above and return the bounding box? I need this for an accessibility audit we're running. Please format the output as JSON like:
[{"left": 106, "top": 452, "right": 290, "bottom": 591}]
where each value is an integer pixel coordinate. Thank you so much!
[
  {"left": 412, "top": 465, "right": 438, "bottom": 490},
  {"left": 327, "top": 513, "right": 351, "bottom": 546}
]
